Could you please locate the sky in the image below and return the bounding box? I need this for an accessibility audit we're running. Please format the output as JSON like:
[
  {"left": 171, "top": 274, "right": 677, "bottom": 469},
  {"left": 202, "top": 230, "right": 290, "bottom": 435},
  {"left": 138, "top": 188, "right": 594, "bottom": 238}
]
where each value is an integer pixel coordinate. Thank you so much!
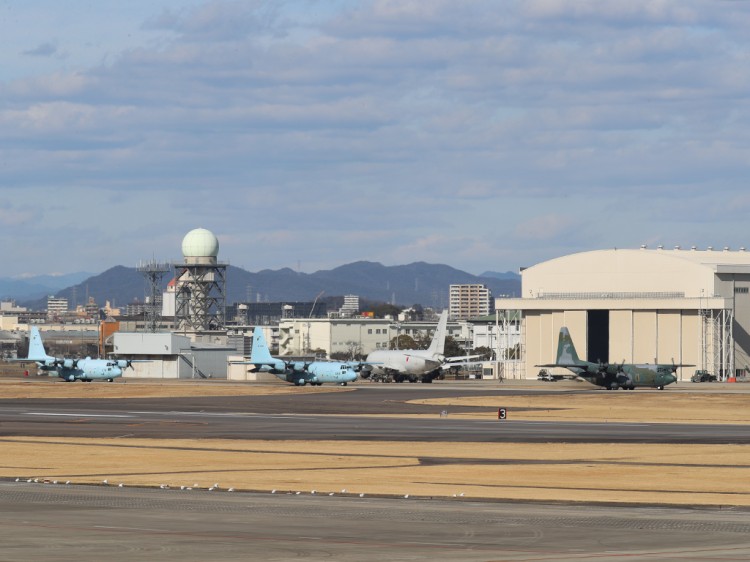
[{"left": 3, "top": 0, "right": 750, "bottom": 278}]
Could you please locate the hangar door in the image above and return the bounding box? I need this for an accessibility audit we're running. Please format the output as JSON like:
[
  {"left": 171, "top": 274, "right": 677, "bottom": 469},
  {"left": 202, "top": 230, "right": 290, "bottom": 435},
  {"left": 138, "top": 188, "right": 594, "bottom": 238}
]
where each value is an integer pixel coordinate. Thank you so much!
[{"left": 587, "top": 310, "right": 609, "bottom": 364}]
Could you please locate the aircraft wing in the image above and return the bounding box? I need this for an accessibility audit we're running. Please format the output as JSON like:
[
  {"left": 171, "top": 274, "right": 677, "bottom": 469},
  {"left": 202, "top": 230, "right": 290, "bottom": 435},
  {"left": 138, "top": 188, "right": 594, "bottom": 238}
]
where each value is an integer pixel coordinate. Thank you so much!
[
  {"left": 439, "top": 360, "right": 481, "bottom": 371},
  {"left": 230, "top": 360, "right": 278, "bottom": 367},
  {"left": 345, "top": 361, "right": 382, "bottom": 372},
  {"left": 536, "top": 363, "right": 592, "bottom": 375},
  {"left": 444, "top": 354, "right": 485, "bottom": 362}
]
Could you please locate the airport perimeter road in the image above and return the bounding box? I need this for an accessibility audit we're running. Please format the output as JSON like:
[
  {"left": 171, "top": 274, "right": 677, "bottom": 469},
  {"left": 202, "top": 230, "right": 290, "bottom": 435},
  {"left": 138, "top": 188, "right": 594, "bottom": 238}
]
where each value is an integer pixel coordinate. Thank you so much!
[
  {"left": 1, "top": 401, "right": 750, "bottom": 443},
  {"left": 1, "top": 482, "right": 749, "bottom": 562}
]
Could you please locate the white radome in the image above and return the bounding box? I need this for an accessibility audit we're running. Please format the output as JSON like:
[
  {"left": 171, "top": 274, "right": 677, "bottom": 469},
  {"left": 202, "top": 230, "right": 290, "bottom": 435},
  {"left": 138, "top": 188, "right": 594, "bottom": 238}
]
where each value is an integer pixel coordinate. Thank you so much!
[{"left": 181, "top": 228, "right": 219, "bottom": 258}]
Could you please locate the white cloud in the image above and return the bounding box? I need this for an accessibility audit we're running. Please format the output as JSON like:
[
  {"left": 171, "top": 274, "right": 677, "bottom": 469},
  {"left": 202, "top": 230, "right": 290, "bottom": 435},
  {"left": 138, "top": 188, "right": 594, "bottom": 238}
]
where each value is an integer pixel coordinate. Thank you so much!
[{"left": 1, "top": 1, "right": 750, "bottom": 276}]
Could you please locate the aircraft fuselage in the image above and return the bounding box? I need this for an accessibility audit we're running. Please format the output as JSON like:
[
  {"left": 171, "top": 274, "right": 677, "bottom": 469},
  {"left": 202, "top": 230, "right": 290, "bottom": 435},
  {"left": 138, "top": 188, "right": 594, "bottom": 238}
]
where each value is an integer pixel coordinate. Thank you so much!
[
  {"left": 281, "top": 362, "right": 358, "bottom": 386},
  {"left": 576, "top": 363, "right": 677, "bottom": 390},
  {"left": 38, "top": 358, "right": 123, "bottom": 382},
  {"left": 365, "top": 350, "right": 438, "bottom": 376}
]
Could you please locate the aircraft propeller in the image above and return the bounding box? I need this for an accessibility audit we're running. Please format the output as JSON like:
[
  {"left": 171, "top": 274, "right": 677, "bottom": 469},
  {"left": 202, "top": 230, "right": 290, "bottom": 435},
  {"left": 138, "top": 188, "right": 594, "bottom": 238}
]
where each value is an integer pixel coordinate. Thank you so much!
[
  {"left": 58, "top": 358, "right": 79, "bottom": 369},
  {"left": 110, "top": 358, "right": 135, "bottom": 370}
]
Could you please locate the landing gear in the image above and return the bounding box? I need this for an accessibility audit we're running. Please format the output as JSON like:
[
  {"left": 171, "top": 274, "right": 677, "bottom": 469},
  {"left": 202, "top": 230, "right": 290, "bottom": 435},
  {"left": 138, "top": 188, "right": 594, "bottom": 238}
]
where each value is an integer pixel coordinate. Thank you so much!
[
  {"left": 295, "top": 379, "right": 307, "bottom": 386},
  {"left": 657, "top": 385, "right": 665, "bottom": 390}
]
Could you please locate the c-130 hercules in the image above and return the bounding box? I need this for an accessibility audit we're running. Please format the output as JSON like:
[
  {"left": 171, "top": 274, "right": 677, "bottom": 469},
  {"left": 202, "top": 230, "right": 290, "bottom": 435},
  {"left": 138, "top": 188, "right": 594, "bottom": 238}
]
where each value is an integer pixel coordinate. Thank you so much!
[
  {"left": 538, "top": 327, "right": 690, "bottom": 390},
  {"left": 15, "top": 327, "right": 141, "bottom": 382}
]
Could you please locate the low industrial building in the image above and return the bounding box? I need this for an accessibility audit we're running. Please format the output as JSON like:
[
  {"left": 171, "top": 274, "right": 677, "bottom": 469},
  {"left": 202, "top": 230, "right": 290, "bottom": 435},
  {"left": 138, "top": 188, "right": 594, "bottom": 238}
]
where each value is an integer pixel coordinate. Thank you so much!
[
  {"left": 498, "top": 247, "right": 750, "bottom": 381},
  {"left": 276, "top": 317, "right": 467, "bottom": 357},
  {"left": 113, "top": 332, "right": 237, "bottom": 379}
]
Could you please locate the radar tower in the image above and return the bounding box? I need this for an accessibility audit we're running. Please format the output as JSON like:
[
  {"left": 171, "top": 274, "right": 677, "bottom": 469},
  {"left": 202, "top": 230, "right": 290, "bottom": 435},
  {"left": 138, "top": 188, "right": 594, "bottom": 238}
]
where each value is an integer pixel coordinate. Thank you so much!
[{"left": 173, "top": 228, "right": 227, "bottom": 333}]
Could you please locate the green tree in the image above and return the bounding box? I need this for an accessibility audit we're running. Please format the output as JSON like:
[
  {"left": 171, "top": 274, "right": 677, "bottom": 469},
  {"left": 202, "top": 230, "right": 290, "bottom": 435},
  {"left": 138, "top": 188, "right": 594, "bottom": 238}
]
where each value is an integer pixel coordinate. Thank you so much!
[
  {"left": 442, "top": 335, "right": 463, "bottom": 358},
  {"left": 370, "top": 304, "right": 402, "bottom": 318},
  {"left": 472, "top": 346, "right": 493, "bottom": 360},
  {"left": 331, "top": 340, "right": 363, "bottom": 360},
  {"left": 390, "top": 334, "right": 416, "bottom": 350},
  {"left": 311, "top": 348, "right": 327, "bottom": 359}
]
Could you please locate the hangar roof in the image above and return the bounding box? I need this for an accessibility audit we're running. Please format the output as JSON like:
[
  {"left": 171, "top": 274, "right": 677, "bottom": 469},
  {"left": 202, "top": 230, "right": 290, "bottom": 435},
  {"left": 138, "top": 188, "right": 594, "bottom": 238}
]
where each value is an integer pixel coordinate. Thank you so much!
[{"left": 520, "top": 248, "right": 750, "bottom": 299}]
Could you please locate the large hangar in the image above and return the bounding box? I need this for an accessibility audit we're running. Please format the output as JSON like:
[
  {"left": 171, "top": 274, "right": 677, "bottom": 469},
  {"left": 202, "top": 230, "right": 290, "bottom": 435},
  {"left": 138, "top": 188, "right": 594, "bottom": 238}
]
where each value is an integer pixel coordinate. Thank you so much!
[{"left": 498, "top": 247, "right": 750, "bottom": 381}]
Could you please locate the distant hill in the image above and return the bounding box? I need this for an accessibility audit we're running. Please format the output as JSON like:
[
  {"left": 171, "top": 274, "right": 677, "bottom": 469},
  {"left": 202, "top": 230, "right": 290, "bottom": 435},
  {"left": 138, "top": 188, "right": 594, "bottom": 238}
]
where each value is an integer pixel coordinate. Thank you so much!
[
  {"left": 479, "top": 270, "right": 521, "bottom": 281},
  {"left": 0, "top": 272, "right": 93, "bottom": 301},
  {"left": 19, "top": 262, "right": 521, "bottom": 310}
]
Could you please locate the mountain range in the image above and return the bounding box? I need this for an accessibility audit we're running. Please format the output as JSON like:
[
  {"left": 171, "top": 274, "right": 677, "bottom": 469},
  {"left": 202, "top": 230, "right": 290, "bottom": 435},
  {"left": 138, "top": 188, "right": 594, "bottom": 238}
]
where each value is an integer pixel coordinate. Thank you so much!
[
  {"left": 0, "top": 272, "right": 93, "bottom": 301},
  {"left": 17, "top": 262, "right": 521, "bottom": 311}
]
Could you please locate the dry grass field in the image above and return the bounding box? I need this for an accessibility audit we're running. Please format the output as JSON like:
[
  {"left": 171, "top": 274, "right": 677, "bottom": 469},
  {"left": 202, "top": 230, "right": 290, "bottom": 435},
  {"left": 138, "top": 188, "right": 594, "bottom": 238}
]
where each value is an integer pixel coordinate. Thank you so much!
[
  {"left": 2, "top": 437, "right": 749, "bottom": 506},
  {"left": 409, "top": 391, "right": 750, "bottom": 423}
]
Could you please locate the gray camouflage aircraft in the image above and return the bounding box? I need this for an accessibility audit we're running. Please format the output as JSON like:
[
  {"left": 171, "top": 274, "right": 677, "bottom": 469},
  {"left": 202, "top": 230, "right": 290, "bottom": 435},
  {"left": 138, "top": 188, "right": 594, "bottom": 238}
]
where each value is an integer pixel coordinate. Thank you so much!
[{"left": 538, "top": 327, "right": 689, "bottom": 390}]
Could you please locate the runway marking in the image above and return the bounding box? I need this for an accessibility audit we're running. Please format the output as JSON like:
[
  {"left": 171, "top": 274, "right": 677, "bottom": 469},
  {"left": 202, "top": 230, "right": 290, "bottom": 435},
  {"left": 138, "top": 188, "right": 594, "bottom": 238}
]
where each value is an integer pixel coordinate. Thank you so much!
[
  {"left": 94, "top": 525, "right": 158, "bottom": 532},
  {"left": 473, "top": 420, "right": 653, "bottom": 428},
  {"left": 23, "top": 412, "right": 131, "bottom": 419},
  {"left": 128, "top": 411, "right": 319, "bottom": 420}
]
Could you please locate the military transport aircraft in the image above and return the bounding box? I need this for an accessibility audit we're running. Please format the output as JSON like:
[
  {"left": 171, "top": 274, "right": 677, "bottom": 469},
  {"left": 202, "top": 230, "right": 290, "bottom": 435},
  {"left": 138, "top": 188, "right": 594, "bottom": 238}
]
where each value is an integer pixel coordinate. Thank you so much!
[
  {"left": 362, "top": 310, "right": 482, "bottom": 383},
  {"left": 240, "top": 327, "right": 371, "bottom": 386},
  {"left": 538, "top": 326, "right": 689, "bottom": 390},
  {"left": 17, "top": 326, "right": 137, "bottom": 382}
]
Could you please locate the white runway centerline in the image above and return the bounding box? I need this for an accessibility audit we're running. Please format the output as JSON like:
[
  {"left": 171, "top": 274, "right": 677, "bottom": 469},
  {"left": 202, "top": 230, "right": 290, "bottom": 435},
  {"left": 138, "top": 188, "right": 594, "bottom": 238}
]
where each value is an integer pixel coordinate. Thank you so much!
[{"left": 25, "top": 412, "right": 134, "bottom": 418}]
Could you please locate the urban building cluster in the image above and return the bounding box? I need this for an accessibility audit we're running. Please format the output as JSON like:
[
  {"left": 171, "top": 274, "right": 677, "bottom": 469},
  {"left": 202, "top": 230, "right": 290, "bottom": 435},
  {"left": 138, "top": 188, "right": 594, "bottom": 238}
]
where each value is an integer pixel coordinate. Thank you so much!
[
  {"left": 6, "top": 228, "right": 744, "bottom": 385},
  {"left": 0, "top": 228, "right": 512, "bottom": 380}
]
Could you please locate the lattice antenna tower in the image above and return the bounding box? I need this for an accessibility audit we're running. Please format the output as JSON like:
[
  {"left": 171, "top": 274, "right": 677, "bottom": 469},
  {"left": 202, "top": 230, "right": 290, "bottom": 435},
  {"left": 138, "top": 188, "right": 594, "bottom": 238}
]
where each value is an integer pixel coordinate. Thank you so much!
[{"left": 137, "top": 259, "right": 171, "bottom": 333}]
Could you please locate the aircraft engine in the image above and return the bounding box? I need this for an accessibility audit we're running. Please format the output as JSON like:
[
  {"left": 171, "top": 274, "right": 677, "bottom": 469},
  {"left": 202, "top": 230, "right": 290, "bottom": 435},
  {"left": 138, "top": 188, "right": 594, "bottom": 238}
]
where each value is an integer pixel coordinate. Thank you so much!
[{"left": 62, "top": 359, "right": 77, "bottom": 369}]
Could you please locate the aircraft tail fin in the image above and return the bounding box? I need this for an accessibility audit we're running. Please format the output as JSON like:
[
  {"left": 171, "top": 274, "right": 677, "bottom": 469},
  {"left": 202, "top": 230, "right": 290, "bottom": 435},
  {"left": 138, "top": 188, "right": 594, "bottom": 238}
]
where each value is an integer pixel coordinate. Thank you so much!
[
  {"left": 427, "top": 310, "right": 449, "bottom": 356},
  {"left": 250, "top": 327, "right": 275, "bottom": 364},
  {"left": 556, "top": 327, "right": 585, "bottom": 365},
  {"left": 27, "top": 327, "right": 53, "bottom": 361}
]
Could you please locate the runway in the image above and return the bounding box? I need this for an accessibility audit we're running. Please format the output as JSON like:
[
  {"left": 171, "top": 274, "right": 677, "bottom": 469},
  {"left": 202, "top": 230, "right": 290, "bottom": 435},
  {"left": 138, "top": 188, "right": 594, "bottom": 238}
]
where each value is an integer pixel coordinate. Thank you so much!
[
  {"left": 2, "top": 481, "right": 750, "bottom": 561},
  {"left": 1, "top": 385, "right": 749, "bottom": 443}
]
